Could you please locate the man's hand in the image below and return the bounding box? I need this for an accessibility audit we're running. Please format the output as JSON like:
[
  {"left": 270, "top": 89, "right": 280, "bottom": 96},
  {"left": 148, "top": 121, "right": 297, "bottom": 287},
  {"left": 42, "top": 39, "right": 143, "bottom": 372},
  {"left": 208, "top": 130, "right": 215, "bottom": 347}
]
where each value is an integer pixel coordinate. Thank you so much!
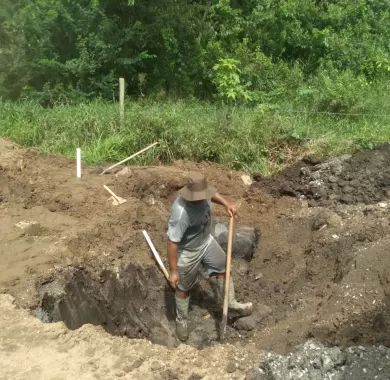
[
  {"left": 225, "top": 202, "right": 237, "bottom": 217},
  {"left": 212, "top": 192, "right": 238, "bottom": 217},
  {"left": 169, "top": 270, "right": 180, "bottom": 289}
]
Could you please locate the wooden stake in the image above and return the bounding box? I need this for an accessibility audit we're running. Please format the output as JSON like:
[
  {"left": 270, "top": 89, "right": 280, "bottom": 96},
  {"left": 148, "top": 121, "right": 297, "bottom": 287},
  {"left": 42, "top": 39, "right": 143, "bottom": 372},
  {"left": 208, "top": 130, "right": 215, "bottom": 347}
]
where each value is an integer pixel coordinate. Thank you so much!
[
  {"left": 100, "top": 142, "right": 158, "bottom": 175},
  {"left": 76, "top": 148, "right": 81, "bottom": 178},
  {"left": 220, "top": 215, "right": 234, "bottom": 341},
  {"left": 119, "top": 77, "right": 125, "bottom": 125},
  {"left": 142, "top": 230, "right": 170, "bottom": 281}
]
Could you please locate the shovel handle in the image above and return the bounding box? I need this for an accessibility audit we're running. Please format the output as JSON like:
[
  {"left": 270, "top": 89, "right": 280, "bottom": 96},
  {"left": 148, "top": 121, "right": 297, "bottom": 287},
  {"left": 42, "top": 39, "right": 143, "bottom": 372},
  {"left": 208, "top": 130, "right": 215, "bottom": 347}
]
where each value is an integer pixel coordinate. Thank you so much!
[
  {"left": 100, "top": 142, "right": 158, "bottom": 175},
  {"left": 221, "top": 215, "right": 234, "bottom": 340},
  {"left": 142, "top": 230, "right": 170, "bottom": 281}
]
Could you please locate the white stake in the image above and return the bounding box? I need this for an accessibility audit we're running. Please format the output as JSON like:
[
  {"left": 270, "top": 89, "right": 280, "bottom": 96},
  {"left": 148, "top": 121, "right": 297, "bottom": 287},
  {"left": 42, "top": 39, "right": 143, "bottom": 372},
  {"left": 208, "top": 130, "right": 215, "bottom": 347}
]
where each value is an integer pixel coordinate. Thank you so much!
[
  {"left": 119, "top": 77, "right": 125, "bottom": 125},
  {"left": 142, "top": 230, "right": 169, "bottom": 281},
  {"left": 76, "top": 148, "right": 81, "bottom": 178}
]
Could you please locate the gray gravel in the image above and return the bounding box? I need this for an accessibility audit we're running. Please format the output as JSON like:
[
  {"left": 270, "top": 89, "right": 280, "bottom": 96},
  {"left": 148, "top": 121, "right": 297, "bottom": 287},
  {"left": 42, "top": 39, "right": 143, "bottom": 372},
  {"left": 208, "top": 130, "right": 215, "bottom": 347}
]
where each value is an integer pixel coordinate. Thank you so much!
[{"left": 251, "top": 340, "right": 390, "bottom": 380}]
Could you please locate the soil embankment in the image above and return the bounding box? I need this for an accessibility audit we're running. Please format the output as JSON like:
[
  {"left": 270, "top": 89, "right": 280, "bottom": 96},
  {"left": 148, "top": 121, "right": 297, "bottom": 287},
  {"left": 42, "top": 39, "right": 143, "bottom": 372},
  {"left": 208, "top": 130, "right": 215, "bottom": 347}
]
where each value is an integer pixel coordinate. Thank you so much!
[{"left": 0, "top": 139, "right": 389, "bottom": 379}]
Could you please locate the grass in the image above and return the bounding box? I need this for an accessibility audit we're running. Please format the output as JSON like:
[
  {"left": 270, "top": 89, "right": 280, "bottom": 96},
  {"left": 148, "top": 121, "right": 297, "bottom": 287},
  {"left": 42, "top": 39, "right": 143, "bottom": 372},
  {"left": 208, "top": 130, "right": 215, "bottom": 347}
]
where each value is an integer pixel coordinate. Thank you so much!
[{"left": 0, "top": 99, "right": 389, "bottom": 175}]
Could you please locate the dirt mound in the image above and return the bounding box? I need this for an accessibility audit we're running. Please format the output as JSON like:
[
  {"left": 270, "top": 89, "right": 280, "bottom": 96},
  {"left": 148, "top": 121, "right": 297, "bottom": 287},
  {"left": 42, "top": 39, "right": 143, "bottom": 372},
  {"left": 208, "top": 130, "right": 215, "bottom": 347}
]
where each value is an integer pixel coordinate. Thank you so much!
[
  {"left": 253, "top": 144, "right": 390, "bottom": 206},
  {"left": 1, "top": 138, "right": 390, "bottom": 378}
]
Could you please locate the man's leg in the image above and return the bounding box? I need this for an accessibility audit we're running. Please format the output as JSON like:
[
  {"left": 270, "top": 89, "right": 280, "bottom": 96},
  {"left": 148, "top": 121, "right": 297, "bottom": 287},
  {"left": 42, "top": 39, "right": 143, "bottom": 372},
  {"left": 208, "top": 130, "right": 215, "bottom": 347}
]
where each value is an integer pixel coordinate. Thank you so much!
[
  {"left": 175, "top": 288, "right": 190, "bottom": 341},
  {"left": 204, "top": 236, "right": 253, "bottom": 316},
  {"left": 175, "top": 248, "right": 204, "bottom": 341},
  {"left": 215, "top": 274, "right": 253, "bottom": 316}
]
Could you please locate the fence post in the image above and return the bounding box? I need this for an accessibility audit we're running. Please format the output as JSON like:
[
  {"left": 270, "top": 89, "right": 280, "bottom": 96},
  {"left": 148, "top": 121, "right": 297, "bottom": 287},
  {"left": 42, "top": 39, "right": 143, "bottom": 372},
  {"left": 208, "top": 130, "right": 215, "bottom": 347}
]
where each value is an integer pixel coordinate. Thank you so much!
[{"left": 119, "top": 77, "right": 125, "bottom": 126}]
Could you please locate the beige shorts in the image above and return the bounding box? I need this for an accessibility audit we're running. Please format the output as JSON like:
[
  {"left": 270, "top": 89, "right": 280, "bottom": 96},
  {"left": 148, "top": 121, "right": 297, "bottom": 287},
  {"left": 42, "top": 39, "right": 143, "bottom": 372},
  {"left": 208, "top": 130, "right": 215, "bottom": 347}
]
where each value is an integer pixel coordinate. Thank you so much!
[{"left": 177, "top": 235, "right": 226, "bottom": 292}]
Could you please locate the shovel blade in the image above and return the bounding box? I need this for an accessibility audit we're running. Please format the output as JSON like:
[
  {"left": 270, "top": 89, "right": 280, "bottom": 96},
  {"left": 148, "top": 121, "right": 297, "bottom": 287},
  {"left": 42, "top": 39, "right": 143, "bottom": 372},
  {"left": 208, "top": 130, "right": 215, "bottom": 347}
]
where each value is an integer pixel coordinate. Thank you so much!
[
  {"left": 219, "top": 311, "right": 228, "bottom": 341},
  {"left": 115, "top": 196, "right": 127, "bottom": 204},
  {"left": 109, "top": 195, "right": 127, "bottom": 206}
]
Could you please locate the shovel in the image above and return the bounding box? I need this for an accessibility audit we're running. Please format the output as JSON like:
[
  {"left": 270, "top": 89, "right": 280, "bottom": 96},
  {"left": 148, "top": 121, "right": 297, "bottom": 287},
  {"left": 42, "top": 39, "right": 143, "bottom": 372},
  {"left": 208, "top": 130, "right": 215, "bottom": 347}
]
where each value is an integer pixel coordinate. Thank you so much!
[
  {"left": 103, "top": 185, "right": 127, "bottom": 206},
  {"left": 142, "top": 230, "right": 170, "bottom": 281},
  {"left": 220, "top": 215, "right": 234, "bottom": 341}
]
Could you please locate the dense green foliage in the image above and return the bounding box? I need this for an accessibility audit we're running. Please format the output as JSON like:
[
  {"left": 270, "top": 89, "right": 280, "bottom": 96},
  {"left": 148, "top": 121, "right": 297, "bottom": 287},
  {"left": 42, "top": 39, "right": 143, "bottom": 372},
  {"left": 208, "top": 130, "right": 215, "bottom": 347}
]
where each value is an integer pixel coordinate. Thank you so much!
[
  {"left": 1, "top": 1, "right": 389, "bottom": 173},
  {"left": 1, "top": 0, "right": 390, "bottom": 107},
  {"left": 1, "top": 100, "right": 389, "bottom": 174}
]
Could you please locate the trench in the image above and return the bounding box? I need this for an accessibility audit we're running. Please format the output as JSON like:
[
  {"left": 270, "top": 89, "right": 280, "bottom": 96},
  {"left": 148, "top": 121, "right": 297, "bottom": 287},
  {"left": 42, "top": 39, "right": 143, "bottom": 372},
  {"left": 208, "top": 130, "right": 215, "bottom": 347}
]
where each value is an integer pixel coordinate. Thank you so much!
[
  {"left": 34, "top": 263, "right": 238, "bottom": 348},
  {"left": 34, "top": 225, "right": 260, "bottom": 348},
  {"left": 33, "top": 216, "right": 390, "bottom": 352},
  {"left": 34, "top": 264, "right": 181, "bottom": 347}
]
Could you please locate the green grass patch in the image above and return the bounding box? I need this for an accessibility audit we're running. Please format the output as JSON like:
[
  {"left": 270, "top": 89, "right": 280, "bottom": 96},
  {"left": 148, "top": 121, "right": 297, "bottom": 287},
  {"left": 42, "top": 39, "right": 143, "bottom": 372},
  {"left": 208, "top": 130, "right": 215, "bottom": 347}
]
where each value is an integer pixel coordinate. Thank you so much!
[{"left": 0, "top": 100, "right": 389, "bottom": 175}]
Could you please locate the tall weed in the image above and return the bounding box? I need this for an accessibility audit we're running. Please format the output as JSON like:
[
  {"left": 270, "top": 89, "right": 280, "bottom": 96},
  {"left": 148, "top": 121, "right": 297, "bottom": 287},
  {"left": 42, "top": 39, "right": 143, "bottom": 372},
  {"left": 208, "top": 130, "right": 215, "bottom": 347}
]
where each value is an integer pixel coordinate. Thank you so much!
[{"left": 0, "top": 98, "right": 389, "bottom": 175}]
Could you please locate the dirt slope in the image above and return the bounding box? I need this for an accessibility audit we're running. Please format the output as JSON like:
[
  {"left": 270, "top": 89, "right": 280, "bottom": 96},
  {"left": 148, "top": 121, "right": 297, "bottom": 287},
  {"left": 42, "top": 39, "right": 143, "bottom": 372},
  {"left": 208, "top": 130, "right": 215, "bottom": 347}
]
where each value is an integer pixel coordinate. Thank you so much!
[
  {"left": 0, "top": 138, "right": 389, "bottom": 379},
  {"left": 0, "top": 293, "right": 257, "bottom": 380}
]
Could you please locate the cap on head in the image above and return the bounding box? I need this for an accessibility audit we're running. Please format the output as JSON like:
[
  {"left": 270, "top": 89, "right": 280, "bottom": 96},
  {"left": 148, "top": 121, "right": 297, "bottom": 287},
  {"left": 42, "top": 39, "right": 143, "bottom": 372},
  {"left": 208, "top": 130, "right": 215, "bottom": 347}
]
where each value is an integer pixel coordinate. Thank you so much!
[{"left": 179, "top": 172, "right": 216, "bottom": 201}]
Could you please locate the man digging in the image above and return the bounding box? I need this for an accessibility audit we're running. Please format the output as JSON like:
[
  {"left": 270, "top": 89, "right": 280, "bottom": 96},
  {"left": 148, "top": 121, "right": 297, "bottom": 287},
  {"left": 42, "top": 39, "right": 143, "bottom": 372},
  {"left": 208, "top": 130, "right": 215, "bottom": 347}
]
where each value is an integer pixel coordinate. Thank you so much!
[{"left": 167, "top": 172, "right": 253, "bottom": 341}]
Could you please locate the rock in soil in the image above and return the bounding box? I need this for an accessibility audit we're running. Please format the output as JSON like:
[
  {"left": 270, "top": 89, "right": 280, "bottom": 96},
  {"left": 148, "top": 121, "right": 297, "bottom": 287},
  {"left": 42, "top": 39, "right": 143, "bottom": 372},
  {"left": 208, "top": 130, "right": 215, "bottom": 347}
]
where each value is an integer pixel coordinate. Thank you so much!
[
  {"left": 226, "top": 361, "right": 236, "bottom": 373},
  {"left": 234, "top": 316, "right": 257, "bottom": 331},
  {"left": 213, "top": 223, "right": 260, "bottom": 261}
]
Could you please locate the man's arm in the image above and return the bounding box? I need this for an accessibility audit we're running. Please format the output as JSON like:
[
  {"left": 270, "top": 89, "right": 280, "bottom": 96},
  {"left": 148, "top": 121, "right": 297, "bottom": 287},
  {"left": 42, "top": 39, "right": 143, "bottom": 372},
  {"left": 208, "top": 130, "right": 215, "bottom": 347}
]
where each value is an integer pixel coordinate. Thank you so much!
[
  {"left": 167, "top": 203, "right": 189, "bottom": 290},
  {"left": 211, "top": 192, "right": 237, "bottom": 217},
  {"left": 167, "top": 240, "right": 179, "bottom": 289}
]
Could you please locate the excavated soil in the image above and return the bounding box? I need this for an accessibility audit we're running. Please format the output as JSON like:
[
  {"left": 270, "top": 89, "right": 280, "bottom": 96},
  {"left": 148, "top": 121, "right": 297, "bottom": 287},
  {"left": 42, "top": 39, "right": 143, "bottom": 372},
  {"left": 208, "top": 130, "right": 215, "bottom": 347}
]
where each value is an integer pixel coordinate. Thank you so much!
[
  {"left": 253, "top": 144, "right": 390, "bottom": 206},
  {"left": 0, "top": 138, "right": 389, "bottom": 379}
]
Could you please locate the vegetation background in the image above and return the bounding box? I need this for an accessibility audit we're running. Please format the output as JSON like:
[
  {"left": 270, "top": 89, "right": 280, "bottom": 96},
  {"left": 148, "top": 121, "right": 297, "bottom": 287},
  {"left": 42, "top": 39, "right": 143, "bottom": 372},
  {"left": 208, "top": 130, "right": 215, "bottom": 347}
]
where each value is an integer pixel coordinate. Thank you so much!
[{"left": 1, "top": 0, "right": 389, "bottom": 173}]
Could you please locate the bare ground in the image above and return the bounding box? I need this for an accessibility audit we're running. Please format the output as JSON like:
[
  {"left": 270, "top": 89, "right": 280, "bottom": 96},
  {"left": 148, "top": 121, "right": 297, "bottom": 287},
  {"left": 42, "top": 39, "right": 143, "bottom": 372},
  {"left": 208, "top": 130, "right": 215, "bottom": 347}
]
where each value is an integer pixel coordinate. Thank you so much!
[{"left": 0, "top": 138, "right": 389, "bottom": 379}]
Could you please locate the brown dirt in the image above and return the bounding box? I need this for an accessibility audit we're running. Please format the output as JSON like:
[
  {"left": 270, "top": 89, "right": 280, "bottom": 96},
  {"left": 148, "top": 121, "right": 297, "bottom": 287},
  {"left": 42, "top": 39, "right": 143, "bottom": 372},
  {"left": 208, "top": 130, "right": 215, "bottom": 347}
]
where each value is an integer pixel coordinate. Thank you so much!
[
  {"left": 0, "top": 138, "right": 389, "bottom": 379},
  {"left": 252, "top": 144, "right": 390, "bottom": 206}
]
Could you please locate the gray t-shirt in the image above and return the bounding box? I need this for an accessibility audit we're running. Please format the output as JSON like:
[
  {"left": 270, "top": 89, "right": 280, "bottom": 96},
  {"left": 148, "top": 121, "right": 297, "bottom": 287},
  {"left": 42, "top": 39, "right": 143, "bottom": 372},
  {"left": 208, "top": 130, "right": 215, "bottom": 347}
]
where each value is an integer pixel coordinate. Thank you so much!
[{"left": 167, "top": 196, "right": 211, "bottom": 251}]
